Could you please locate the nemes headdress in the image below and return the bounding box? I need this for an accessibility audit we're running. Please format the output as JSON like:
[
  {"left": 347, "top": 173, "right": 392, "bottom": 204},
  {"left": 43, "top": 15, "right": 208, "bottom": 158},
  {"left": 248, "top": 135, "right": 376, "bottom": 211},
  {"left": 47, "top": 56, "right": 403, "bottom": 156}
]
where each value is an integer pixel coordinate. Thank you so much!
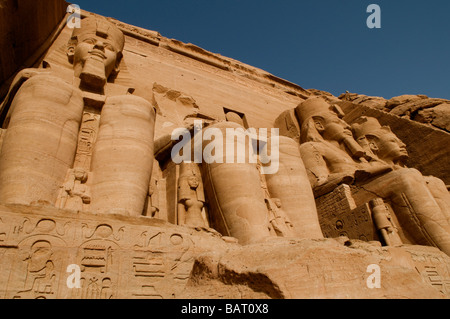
[
  {"left": 71, "top": 16, "right": 125, "bottom": 52},
  {"left": 352, "top": 116, "right": 391, "bottom": 140},
  {"left": 295, "top": 97, "right": 344, "bottom": 143},
  {"left": 295, "top": 97, "right": 333, "bottom": 126}
]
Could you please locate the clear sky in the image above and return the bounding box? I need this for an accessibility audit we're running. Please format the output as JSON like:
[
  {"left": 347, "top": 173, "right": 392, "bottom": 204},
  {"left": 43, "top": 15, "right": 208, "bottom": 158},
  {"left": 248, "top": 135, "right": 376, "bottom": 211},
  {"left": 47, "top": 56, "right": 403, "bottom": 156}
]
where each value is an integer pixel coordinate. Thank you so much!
[{"left": 71, "top": 0, "right": 450, "bottom": 100}]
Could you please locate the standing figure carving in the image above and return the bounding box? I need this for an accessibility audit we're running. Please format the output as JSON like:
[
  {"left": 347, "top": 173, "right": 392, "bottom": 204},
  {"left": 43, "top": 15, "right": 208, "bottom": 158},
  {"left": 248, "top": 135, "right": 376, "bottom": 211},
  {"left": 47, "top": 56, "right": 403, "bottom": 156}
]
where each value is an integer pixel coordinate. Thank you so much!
[{"left": 177, "top": 162, "right": 207, "bottom": 228}]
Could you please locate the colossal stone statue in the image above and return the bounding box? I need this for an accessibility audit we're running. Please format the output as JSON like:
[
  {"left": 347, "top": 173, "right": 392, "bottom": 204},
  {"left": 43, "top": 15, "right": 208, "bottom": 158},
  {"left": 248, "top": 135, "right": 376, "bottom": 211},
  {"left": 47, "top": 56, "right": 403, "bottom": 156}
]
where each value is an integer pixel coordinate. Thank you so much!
[
  {"left": 196, "top": 121, "right": 272, "bottom": 245},
  {"left": 296, "top": 97, "right": 450, "bottom": 256},
  {"left": 0, "top": 16, "right": 156, "bottom": 217},
  {"left": 192, "top": 119, "right": 323, "bottom": 245},
  {"left": 262, "top": 136, "right": 324, "bottom": 239},
  {"left": 351, "top": 116, "right": 408, "bottom": 168},
  {"left": 351, "top": 116, "right": 450, "bottom": 225},
  {"left": 0, "top": 71, "right": 84, "bottom": 206},
  {"left": 0, "top": 5, "right": 449, "bottom": 299}
]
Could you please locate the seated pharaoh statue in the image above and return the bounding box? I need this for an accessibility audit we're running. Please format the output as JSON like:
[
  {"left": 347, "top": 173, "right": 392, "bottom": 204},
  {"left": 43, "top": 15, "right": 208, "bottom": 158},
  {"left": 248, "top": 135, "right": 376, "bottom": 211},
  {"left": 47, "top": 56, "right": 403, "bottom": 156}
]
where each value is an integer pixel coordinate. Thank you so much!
[
  {"left": 0, "top": 16, "right": 156, "bottom": 217},
  {"left": 351, "top": 116, "right": 450, "bottom": 229},
  {"left": 296, "top": 97, "right": 450, "bottom": 256}
]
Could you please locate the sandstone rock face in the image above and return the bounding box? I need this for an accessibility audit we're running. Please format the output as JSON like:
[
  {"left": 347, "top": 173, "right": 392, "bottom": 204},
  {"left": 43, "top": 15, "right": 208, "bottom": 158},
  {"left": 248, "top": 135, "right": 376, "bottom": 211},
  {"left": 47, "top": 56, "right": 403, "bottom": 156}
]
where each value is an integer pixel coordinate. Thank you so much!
[
  {"left": 0, "top": 204, "right": 449, "bottom": 299},
  {"left": 416, "top": 103, "right": 450, "bottom": 132},
  {"left": 0, "top": 2, "right": 449, "bottom": 299},
  {"left": 182, "top": 238, "right": 450, "bottom": 299},
  {"left": 340, "top": 92, "right": 450, "bottom": 134}
]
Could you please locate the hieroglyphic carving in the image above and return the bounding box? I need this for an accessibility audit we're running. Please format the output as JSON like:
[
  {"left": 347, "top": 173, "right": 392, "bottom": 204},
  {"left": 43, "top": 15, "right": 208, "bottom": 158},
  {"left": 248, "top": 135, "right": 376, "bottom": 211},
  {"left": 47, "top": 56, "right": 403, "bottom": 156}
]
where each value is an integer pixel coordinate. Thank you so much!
[
  {"left": 72, "top": 224, "right": 123, "bottom": 299},
  {"left": 73, "top": 112, "right": 101, "bottom": 171},
  {"left": 423, "top": 266, "right": 450, "bottom": 295},
  {"left": 405, "top": 246, "right": 450, "bottom": 297},
  {"left": 316, "top": 184, "right": 377, "bottom": 241},
  {"left": 6, "top": 235, "right": 67, "bottom": 299},
  {"left": 130, "top": 231, "right": 194, "bottom": 299}
]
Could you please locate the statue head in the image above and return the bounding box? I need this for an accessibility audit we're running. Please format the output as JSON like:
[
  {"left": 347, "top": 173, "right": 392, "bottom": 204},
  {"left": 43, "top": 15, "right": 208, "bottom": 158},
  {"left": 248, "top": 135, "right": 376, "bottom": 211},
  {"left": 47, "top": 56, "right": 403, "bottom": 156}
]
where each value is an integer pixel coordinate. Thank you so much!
[
  {"left": 296, "top": 97, "right": 352, "bottom": 143},
  {"left": 67, "top": 16, "right": 125, "bottom": 88},
  {"left": 352, "top": 116, "right": 408, "bottom": 165},
  {"left": 73, "top": 168, "right": 88, "bottom": 183},
  {"left": 188, "top": 176, "right": 199, "bottom": 189}
]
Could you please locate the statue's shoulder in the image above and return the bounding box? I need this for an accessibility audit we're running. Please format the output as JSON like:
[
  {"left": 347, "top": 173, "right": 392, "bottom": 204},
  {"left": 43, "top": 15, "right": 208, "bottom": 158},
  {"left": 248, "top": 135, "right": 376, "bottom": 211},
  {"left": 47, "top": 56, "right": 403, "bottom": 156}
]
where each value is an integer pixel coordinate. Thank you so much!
[{"left": 299, "top": 140, "right": 327, "bottom": 154}]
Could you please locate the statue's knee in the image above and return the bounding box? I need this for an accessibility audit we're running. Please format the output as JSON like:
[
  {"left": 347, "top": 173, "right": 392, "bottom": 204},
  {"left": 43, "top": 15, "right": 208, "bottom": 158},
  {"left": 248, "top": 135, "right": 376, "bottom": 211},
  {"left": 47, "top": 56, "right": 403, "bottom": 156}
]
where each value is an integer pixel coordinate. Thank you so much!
[{"left": 103, "top": 95, "right": 155, "bottom": 122}]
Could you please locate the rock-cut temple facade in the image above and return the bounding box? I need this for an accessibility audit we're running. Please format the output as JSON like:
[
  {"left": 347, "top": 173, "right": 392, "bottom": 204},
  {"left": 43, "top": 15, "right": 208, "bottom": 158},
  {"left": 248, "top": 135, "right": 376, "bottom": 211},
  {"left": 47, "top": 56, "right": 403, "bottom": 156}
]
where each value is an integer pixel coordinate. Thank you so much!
[{"left": 0, "top": 1, "right": 449, "bottom": 299}]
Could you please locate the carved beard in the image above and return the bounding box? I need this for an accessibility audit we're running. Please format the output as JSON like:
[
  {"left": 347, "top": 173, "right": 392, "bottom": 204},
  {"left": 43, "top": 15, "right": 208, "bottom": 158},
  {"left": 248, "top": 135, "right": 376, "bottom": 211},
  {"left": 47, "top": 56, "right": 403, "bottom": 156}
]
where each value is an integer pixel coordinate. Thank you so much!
[{"left": 79, "top": 55, "right": 107, "bottom": 91}]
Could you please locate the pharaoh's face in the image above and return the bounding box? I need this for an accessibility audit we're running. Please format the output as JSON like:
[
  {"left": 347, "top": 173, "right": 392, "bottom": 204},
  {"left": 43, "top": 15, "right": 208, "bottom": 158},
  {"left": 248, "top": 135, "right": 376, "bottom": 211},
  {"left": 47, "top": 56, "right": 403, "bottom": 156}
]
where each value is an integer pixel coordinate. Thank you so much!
[
  {"left": 188, "top": 177, "right": 199, "bottom": 189},
  {"left": 73, "top": 33, "right": 121, "bottom": 78},
  {"left": 369, "top": 131, "right": 408, "bottom": 162},
  {"left": 313, "top": 113, "right": 353, "bottom": 141}
]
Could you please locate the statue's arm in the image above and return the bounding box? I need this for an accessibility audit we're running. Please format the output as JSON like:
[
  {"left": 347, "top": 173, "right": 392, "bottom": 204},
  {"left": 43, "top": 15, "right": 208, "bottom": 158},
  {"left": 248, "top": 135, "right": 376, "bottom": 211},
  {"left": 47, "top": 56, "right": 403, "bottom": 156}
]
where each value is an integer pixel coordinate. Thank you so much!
[
  {"left": 0, "top": 68, "right": 52, "bottom": 126},
  {"left": 300, "top": 142, "right": 354, "bottom": 197},
  {"left": 299, "top": 142, "right": 330, "bottom": 188}
]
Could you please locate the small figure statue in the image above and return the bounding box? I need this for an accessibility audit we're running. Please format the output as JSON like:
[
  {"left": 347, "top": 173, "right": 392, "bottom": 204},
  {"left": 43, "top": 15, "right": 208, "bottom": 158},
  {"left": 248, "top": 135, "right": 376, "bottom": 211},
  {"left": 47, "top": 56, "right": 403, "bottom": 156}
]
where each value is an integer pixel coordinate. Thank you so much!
[
  {"left": 177, "top": 162, "right": 207, "bottom": 228},
  {"left": 57, "top": 168, "right": 91, "bottom": 211},
  {"left": 144, "top": 177, "right": 160, "bottom": 218},
  {"left": 266, "top": 198, "right": 295, "bottom": 237},
  {"left": 369, "top": 198, "right": 402, "bottom": 246}
]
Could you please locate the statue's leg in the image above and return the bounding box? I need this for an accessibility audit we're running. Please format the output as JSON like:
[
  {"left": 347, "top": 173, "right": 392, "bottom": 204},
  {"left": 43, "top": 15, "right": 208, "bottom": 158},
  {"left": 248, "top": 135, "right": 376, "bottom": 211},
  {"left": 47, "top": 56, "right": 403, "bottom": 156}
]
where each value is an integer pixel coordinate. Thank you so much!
[
  {"left": 0, "top": 74, "right": 83, "bottom": 205},
  {"left": 200, "top": 122, "right": 271, "bottom": 245},
  {"left": 90, "top": 95, "right": 155, "bottom": 216},
  {"left": 424, "top": 175, "right": 450, "bottom": 224},
  {"left": 353, "top": 168, "right": 450, "bottom": 256},
  {"left": 264, "top": 136, "right": 324, "bottom": 239}
]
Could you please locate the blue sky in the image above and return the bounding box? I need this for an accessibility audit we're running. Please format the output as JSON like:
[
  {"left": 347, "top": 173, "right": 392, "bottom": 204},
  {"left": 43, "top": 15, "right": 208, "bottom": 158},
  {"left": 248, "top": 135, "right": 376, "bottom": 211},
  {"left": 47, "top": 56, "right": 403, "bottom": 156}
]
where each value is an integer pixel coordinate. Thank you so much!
[{"left": 72, "top": 0, "right": 450, "bottom": 100}]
